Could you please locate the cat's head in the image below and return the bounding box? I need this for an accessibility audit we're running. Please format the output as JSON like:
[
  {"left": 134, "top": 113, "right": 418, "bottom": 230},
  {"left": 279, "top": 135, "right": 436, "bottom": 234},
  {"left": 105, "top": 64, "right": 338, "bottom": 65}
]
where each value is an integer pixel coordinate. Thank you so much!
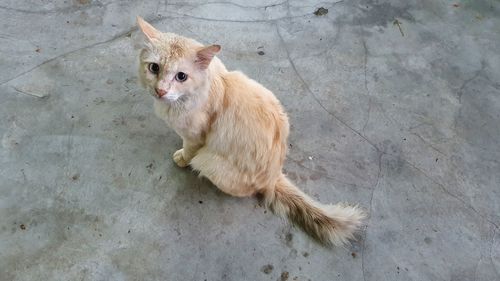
[{"left": 136, "top": 16, "right": 220, "bottom": 107}]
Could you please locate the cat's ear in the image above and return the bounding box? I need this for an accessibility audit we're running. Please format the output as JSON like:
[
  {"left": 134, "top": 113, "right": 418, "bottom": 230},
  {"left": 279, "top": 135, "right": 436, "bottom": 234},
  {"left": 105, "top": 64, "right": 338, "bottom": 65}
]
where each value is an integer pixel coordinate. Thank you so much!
[
  {"left": 136, "top": 16, "right": 160, "bottom": 42},
  {"left": 195, "top": 45, "right": 221, "bottom": 69}
]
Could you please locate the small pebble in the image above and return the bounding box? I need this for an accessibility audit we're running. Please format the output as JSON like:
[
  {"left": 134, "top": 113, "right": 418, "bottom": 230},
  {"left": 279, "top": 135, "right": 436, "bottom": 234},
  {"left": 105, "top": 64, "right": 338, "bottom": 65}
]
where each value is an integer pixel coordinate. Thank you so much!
[{"left": 261, "top": 264, "right": 273, "bottom": 274}]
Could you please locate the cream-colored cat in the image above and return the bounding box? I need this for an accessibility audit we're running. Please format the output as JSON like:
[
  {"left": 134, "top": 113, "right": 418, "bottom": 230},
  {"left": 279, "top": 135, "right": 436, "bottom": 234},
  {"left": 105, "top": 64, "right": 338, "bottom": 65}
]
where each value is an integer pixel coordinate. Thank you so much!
[{"left": 136, "top": 16, "right": 365, "bottom": 246}]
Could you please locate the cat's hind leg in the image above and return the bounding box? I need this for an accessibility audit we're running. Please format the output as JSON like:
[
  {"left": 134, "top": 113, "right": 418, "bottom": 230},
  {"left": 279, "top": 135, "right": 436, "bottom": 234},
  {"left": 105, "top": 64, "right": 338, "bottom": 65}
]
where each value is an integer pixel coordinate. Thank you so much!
[{"left": 190, "top": 149, "right": 255, "bottom": 197}]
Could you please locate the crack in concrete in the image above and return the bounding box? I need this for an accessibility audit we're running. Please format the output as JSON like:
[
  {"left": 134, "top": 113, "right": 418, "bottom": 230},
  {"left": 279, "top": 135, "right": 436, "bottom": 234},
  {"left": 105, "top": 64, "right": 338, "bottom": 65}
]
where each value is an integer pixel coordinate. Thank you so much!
[
  {"left": 474, "top": 246, "right": 484, "bottom": 281},
  {"left": 275, "top": 23, "right": 380, "bottom": 153},
  {"left": 361, "top": 34, "right": 368, "bottom": 92},
  {"left": 162, "top": 0, "right": 346, "bottom": 23},
  {"left": 359, "top": 21, "right": 372, "bottom": 135},
  {"left": 410, "top": 132, "right": 447, "bottom": 156},
  {"left": 401, "top": 157, "right": 499, "bottom": 229},
  {"left": 155, "top": 0, "right": 161, "bottom": 15},
  {"left": 285, "top": 0, "right": 291, "bottom": 18},
  {"left": 165, "top": 0, "right": 343, "bottom": 11},
  {"left": 166, "top": 0, "right": 289, "bottom": 10},
  {"left": 457, "top": 61, "right": 486, "bottom": 104},
  {"left": 360, "top": 150, "right": 499, "bottom": 281},
  {"left": 361, "top": 152, "right": 383, "bottom": 281},
  {"left": 473, "top": 225, "right": 498, "bottom": 281},
  {"left": 1, "top": 27, "right": 137, "bottom": 86},
  {"left": 490, "top": 228, "right": 500, "bottom": 279},
  {"left": 0, "top": 1, "right": 109, "bottom": 15},
  {"left": 362, "top": 99, "right": 372, "bottom": 134},
  {"left": 165, "top": 9, "right": 312, "bottom": 23}
]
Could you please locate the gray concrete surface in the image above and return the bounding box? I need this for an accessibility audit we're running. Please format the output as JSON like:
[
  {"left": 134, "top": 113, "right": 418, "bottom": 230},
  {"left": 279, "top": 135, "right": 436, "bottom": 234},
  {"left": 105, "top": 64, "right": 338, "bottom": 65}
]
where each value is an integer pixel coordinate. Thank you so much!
[{"left": 1, "top": 0, "right": 499, "bottom": 280}]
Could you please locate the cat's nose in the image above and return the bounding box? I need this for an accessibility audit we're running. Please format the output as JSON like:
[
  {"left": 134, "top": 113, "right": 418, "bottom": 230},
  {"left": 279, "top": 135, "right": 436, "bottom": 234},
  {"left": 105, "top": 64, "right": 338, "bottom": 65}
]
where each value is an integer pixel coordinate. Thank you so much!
[{"left": 155, "top": 88, "right": 167, "bottom": 98}]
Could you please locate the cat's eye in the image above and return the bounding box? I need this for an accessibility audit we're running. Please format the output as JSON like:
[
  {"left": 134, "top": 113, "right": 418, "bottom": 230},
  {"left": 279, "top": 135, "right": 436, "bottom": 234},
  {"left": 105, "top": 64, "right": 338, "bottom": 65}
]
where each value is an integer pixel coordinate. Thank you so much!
[
  {"left": 148, "top": 63, "right": 160, "bottom": 75},
  {"left": 175, "top": 72, "right": 188, "bottom": 82}
]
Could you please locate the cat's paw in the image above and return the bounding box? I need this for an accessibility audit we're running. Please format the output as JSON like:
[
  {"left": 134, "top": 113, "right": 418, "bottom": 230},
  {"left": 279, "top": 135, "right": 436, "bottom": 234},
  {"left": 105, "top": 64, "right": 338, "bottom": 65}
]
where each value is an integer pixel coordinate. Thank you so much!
[{"left": 173, "top": 149, "right": 189, "bottom": 168}]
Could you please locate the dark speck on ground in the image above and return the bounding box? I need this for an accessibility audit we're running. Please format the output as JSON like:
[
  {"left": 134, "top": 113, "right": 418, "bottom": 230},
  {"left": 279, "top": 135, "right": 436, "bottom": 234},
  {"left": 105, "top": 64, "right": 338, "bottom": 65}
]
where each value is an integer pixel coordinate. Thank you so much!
[
  {"left": 280, "top": 271, "right": 289, "bottom": 281},
  {"left": 314, "top": 7, "right": 328, "bottom": 16},
  {"left": 261, "top": 264, "right": 273, "bottom": 274}
]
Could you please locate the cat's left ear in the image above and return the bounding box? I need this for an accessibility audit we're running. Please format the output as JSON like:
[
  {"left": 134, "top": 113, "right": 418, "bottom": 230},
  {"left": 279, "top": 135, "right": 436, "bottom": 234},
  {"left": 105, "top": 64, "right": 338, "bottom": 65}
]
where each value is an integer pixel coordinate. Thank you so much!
[
  {"left": 195, "top": 45, "right": 221, "bottom": 69},
  {"left": 136, "top": 16, "right": 160, "bottom": 42}
]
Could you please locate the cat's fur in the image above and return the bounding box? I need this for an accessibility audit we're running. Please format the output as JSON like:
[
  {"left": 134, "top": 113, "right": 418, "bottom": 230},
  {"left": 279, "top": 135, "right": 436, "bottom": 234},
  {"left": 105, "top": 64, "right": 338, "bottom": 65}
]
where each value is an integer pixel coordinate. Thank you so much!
[{"left": 136, "top": 16, "right": 365, "bottom": 246}]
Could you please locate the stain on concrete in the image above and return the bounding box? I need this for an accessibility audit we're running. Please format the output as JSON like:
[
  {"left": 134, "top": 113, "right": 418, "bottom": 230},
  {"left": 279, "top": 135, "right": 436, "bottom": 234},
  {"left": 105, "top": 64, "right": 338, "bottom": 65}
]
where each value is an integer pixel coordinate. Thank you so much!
[
  {"left": 354, "top": 1, "right": 414, "bottom": 27},
  {"left": 280, "top": 271, "right": 290, "bottom": 281},
  {"left": 314, "top": 7, "right": 328, "bottom": 16},
  {"left": 261, "top": 264, "right": 274, "bottom": 274}
]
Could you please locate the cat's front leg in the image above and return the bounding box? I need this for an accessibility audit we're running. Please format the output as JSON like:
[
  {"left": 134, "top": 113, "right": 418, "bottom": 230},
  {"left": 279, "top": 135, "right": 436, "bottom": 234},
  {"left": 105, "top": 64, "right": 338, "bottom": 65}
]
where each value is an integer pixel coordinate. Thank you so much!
[{"left": 173, "top": 139, "right": 202, "bottom": 168}]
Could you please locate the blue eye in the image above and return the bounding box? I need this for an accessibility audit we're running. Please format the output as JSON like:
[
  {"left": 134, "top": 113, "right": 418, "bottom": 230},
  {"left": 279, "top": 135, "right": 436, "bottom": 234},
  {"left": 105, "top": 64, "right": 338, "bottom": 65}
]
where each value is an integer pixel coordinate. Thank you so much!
[
  {"left": 148, "top": 63, "right": 160, "bottom": 74},
  {"left": 175, "top": 72, "right": 188, "bottom": 82}
]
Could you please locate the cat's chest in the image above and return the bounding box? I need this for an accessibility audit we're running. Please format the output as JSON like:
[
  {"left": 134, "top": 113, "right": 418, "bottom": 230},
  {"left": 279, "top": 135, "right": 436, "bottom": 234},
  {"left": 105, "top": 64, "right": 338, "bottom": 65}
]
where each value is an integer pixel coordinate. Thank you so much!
[{"left": 153, "top": 100, "right": 204, "bottom": 140}]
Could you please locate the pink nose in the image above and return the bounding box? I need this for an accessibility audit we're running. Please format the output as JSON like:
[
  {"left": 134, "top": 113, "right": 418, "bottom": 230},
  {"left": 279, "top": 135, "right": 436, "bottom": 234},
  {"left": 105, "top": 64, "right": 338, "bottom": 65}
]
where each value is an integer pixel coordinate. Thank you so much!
[{"left": 155, "top": 88, "right": 167, "bottom": 97}]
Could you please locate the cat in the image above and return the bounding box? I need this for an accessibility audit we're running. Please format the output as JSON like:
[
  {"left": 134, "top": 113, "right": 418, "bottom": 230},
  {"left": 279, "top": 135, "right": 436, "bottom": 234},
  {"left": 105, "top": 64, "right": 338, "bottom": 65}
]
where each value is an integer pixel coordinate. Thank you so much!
[{"left": 136, "top": 16, "right": 365, "bottom": 246}]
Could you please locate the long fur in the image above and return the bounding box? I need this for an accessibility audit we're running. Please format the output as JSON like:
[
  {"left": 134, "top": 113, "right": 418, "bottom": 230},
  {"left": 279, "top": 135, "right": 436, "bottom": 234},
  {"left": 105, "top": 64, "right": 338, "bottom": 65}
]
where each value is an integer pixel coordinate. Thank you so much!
[
  {"left": 136, "top": 16, "right": 365, "bottom": 246},
  {"left": 264, "top": 175, "right": 365, "bottom": 246}
]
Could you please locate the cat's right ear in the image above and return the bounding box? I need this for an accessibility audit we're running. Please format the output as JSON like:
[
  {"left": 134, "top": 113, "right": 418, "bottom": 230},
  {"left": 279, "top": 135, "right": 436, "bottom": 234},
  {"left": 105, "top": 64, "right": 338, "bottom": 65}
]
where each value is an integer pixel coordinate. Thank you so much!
[{"left": 136, "top": 16, "right": 160, "bottom": 42}]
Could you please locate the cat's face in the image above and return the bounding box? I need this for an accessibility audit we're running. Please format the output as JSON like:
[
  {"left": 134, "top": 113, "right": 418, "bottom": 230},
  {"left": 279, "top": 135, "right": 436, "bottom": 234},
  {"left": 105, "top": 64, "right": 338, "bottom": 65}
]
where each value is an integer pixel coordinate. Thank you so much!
[{"left": 136, "top": 17, "right": 220, "bottom": 107}]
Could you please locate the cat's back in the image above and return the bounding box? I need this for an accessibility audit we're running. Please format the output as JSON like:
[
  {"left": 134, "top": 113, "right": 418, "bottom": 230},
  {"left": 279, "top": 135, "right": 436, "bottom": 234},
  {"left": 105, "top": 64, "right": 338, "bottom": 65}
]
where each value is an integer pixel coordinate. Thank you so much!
[
  {"left": 208, "top": 71, "right": 289, "bottom": 158},
  {"left": 222, "top": 71, "right": 284, "bottom": 113}
]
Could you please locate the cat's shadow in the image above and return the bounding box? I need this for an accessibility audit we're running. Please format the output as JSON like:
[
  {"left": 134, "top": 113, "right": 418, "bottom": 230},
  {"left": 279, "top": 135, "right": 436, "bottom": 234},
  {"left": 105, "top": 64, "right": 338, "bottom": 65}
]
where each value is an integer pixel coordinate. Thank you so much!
[
  {"left": 157, "top": 162, "right": 235, "bottom": 212},
  {"left": 155, "top": 162, "right": 263, "bottom": 236}
]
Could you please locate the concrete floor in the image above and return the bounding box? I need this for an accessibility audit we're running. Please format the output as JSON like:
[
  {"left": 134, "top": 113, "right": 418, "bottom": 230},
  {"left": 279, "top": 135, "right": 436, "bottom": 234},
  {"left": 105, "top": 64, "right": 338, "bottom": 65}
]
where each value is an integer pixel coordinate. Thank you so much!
[{"left": 1, "top": 0, "right": 499, "bottom": 280}]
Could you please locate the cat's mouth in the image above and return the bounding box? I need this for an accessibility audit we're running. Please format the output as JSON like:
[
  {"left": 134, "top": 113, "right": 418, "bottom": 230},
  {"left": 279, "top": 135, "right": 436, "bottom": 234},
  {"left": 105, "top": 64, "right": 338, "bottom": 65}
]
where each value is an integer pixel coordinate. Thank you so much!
[{"left": 153, "top": 89, "right": 184, "bottom": 102}]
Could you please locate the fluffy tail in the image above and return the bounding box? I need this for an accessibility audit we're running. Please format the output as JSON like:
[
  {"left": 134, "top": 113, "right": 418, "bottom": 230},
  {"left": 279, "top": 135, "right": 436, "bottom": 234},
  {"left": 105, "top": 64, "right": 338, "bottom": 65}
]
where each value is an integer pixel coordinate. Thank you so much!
[{"left": 263, "top": 174, "right": 365, "bottom": 247}]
